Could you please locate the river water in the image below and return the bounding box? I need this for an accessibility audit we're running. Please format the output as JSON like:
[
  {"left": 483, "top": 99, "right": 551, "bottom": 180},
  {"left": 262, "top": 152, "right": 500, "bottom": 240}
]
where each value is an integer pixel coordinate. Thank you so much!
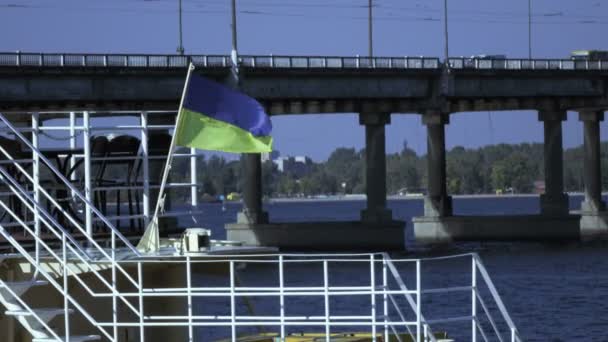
[{"left": 186, "top": 195, "right": 608, "bottom": 341}]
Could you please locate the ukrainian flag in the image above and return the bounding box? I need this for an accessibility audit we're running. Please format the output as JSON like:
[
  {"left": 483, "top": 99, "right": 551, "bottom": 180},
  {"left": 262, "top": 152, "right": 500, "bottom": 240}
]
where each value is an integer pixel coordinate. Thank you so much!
[{"left": 175, "top": 72, "right": 273, "bottom": 153}]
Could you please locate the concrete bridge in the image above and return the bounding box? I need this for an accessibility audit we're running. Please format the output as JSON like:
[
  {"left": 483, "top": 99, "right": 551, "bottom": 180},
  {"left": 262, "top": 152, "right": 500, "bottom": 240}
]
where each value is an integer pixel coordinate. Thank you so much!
[{"left": 1, "top": 52, "right": 608, "bottom": 250}]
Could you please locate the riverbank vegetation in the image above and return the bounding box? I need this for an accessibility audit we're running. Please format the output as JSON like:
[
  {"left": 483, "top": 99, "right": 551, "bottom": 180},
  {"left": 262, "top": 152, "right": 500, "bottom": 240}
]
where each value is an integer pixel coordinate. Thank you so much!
[{"left": 174, "top": 142, "right": 608, "bottom": 198}]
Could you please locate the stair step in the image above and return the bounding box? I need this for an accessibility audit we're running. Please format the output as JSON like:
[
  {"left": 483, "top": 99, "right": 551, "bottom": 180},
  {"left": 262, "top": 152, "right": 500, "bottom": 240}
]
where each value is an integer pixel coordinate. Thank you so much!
[
  {"left": 0, "top": 280, "right": 49, "bottom": 311},
  {"left": 2, "top": 280, "right": 49, "bottom": 296},
  {"left": 6, "top": 307, "right": 73, "bottom": 322},
  {"left": 33, "top": 335, "right": 101, "bottom": 342}
]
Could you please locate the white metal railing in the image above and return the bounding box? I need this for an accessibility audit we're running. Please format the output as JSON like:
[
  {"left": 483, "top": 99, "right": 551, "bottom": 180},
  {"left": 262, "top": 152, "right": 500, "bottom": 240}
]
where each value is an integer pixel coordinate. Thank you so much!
[
  {"left": 0, "top": 110, "right": 203, "bottom": 231},
  {"left": 0, "top": 154, "right": 146, "bottom": 340},
  {"left": 0, "top": 111, "right": 155, "bottom": 340},
  {"left": 63, "top": 253, "right": 519, "bottom": 342},
  {"left": 0, "top": 52, "right": 440, "bottom": 69}
]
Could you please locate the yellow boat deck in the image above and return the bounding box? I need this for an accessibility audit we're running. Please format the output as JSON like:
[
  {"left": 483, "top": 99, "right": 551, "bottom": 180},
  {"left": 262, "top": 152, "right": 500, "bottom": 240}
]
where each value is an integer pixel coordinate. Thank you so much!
[{"left": 214, "top": 332, "right": 450, "bottom": 342}]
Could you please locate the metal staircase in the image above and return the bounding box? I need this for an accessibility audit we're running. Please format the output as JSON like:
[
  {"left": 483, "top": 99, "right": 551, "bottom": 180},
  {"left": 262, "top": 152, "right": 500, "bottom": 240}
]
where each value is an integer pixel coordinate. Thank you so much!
[
  {"left": 0, "top": 279, "right": 99, "bottom": 342},
  {"left": 0, "top": 112, "right": 142, "bottom": 341}
]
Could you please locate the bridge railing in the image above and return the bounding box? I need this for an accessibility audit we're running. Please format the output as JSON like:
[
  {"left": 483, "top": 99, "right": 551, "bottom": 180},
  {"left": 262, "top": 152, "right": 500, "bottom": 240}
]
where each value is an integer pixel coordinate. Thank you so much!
[
  {"left": 0, "top": 52, "right": 440, "bottom": 69},
  {"left": 448, "top": 57, "right": 608, "bottom": 71},
  {"left": 2, "top": 52, "right": 606, "bottom": 71}
]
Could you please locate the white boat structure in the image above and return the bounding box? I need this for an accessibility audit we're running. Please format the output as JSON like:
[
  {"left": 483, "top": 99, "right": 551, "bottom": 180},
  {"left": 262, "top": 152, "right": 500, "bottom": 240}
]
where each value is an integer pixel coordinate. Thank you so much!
[{"left": 0, "top": 111, "right": 522, "bottom": 341}]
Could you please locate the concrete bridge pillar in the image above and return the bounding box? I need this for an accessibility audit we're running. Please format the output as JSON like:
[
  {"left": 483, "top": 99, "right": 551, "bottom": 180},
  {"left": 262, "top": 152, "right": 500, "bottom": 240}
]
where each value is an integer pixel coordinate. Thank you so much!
[
  {"left": 423, "top": 111, "right": 452, "bottom": 217},
  {"left": 579, "top": 110, "right": 608, "bottom": 239},
  {"left": 580, "top": 111, "right": 605, "bottom": 212},
  {"left": 238, "top": 153, "right": 268, "bottom": 224},
  {"left": 359, "top": 113, "right": 392, "bottom": 223},
  {"left": 539, "top": 110, "right": 569, "bottom": 216}
]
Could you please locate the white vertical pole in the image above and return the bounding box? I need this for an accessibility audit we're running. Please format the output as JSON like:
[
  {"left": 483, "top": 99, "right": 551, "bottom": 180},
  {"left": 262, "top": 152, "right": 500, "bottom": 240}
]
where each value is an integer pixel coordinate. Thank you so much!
[
  {"left": 370, "top": 255, "right": 376, "bottom": 341},
  {"left": 472, "top": 257, "right": 477, "bottom": 342},
  {"left": 190, "top": 147, "right": 197, "bottom": 207},
  {"left": 187, "top": 256, "right": 193, "bottom": 341},
  {"left": 62, "top": 233, "right": 70, "bottom": 342},
  {"left": 69, "top": 112, "right": 76, "bottom": 199},
  {"left": 83, "top": 111, "right": 92, "bottom": 237},
  {"left": 382, "top": 257, "right": 388, "bottom": 342},
  {"left": 416, "top": 260, "right": 421, "bottom": 342},
  {"left": 32, "top": 112, "right": 40, "bottom": 268},
  {"left": 230, "top": 261, "right": 236, "bottom": 341},
  {"left": 141, "top": 112, "right": 150, "bottom": 226},
  {"left": 138, "top": 262, "right": 145, "bottom": 342},
  {"left": 323, "top": 260, "right": 330, "bottom": 342},
  {"left": 279, "top": 255, "right": 285, "bottom": 341},
  {"left": 112, "top": 233, "right": 117, "bottom": 340}
]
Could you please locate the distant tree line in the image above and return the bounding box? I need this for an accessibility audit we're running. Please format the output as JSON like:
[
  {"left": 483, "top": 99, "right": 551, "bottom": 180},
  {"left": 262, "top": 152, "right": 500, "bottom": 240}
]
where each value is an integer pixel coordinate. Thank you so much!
[{"left": 170, "top": 142, "right": 608, "bottom": 198}]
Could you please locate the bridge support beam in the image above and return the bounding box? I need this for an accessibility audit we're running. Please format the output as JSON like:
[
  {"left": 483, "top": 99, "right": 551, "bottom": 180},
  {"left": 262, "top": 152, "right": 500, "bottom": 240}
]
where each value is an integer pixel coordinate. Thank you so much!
[
  {"left": 359, "top": 113, "right": 392, "bottom": 223},
  {"left": 579, "top": 110, "right": 608, "bottom": 240},
  {"left": 539, "top": 110, "right": 569, "bottom": 216},
  {"left": 423, "top": 111, "right": 452, "bottom": 217},
  {"left": 238, "top": 153, "right": 268, "bottom": 224}
]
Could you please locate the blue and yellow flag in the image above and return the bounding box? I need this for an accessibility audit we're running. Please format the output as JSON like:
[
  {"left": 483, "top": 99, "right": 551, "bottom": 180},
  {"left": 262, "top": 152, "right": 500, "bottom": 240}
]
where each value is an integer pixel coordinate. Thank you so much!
[{"left": 175, "top": 73, "right": 273, "bottom": 153}]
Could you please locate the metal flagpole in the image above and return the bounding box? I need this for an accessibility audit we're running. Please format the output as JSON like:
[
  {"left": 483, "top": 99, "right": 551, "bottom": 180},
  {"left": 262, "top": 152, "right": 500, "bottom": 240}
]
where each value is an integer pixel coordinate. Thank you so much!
[{"left": 138, "top": 63, "right": 195, "bottom": 252}]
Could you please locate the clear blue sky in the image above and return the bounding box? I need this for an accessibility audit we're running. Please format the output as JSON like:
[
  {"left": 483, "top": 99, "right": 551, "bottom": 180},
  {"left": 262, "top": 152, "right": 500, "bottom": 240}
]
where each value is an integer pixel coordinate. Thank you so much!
[{"left": 1, "top": 0, "right": 606, "bottom": 160}]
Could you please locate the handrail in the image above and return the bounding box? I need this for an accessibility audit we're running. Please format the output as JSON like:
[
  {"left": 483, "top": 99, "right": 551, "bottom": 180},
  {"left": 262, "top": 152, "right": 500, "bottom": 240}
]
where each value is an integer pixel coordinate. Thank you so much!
[
  {"left": 0, "top": 112, "right": 141, "bottom": 256},
  {"left": 0, "top": 172, "right": 142, "bottom": 318},
  {"left": 473, "top": 253, "right": 522, "bottom": 342},
  {"left": 0, "top": 225, "right": 115, "bottom": 341},
  {"left": 0, "top": 137, "right": 142, "bottom": 290},
  {"left": 382, "top": 253, "right": 438, "bottom": 342}
]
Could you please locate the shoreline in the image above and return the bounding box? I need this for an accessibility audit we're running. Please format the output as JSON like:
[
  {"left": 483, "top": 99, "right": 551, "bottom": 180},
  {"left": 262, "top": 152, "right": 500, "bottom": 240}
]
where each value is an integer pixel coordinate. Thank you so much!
[
  {"left": 209, "top": 192, "right": 593, "bottom": 205},
  {"left": 264, "top": 192, "right": 588, "bottom": 203}
]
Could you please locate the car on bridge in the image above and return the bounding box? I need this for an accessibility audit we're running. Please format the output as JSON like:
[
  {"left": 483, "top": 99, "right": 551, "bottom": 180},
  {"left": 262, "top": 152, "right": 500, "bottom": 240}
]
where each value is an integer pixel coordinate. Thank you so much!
[
  {"left": 571, "top": 50, "right": 608, "bottom": 60},
  {"left": 462, "top": 54, "right": 507, "bottom": 68}
]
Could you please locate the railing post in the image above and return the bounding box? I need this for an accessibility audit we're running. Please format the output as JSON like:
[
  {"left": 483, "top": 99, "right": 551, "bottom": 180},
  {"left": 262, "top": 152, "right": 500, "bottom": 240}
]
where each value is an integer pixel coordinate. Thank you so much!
[
  {"left": 382, "top": 256, "right": 388, "bottom": 342},
  {"left": 32, "top": 112, "right": 40, "bottom": 269},
  {"left": 279, "top": 255, "right": 285, "bottom": 341},
  {"left": 16, "top": 51, "right": 20, "bottom": 66},
  {"left": 187, "top": 256, "right": 193, "bottom": 341},
  {"left": 323, "top": 260, "right": 330, "bottom": 342},
  {"left": 472, "top": 256, "right": 477, "bottom": 342},
  {"left": 356, "top": 54, "right": 360, "bottom": 68},
  {"left": 140, "top": 112, "right": 150, "bottom": 226},
  {"left": 370, "top": 254, "right": 377, "bottom": 341},
  {"left": 112, "top": 230, "right": 117, "bottom": 340},
  {"left": 83, "top": 111, "right": 92, "bottom": 238},
  {"left": 63, "top": 233, "right": 70, "bottom": 342},
  {"left": 416, "top": 259, "right": 421, "bottom": 342},
  {"left": 39, "top": 53, "right": 43, "bottom": 66},
  {"left": 138, "top": 262, "right": 145, "bottom": 342},
  {"left": 69, "top": 112, "right": 77, "bottom": 199},
  {"left": 230, "top": 261, "right": 236, "bottom": 342},
  {"left": 270, "top": 54, "right": 274, "bottom": 68},
  {"left": 190, "top": 147, "right": 197, "bottom": 207},
  {"left": 103, "top": 55, "right": 108, "bottom": 67},
  {"left": 82, "top": 55, "right": 86, "bottom": 67}
]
